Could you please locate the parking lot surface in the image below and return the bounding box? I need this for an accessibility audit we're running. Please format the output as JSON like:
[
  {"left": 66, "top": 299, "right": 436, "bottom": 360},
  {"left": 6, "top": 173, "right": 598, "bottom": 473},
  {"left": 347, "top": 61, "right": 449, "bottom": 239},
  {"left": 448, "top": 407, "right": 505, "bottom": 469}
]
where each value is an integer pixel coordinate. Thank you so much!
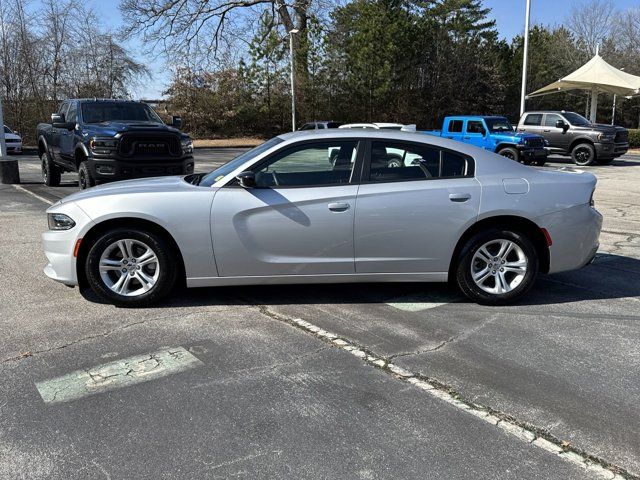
[{"left": 1, "top": 149, "right": 639, "bottom": 479}]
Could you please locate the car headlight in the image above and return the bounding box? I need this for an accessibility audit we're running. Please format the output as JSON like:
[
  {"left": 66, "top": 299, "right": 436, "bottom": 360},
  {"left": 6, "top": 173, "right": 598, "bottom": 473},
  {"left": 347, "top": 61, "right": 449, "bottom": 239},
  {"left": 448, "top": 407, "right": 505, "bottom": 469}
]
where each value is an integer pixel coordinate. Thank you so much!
[
  {"left": 48, "top": 213, "right": 76, "bottom": 230},
  {"left": 89, "top": 137, "right": 118, "bottom": 151},
  {"left": 181, "top": 138, "right": 193, "bottom": 154},
  {"left": 597, "top": 133, "right": 615, "bottom": 142}
]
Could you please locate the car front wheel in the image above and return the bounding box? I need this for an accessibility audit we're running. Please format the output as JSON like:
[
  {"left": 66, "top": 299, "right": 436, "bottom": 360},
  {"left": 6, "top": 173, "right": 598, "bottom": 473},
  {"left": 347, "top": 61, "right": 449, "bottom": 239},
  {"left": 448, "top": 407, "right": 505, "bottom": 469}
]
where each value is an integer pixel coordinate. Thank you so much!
[
  {"left": 85, "top": 228, "right": 177, "bottom": 307},
  {"left": 571, "top": 143, "right": 596, "bottom": 166},
  {"left": 455, "top": 229, "right": 539, "bottom": 305},
  {"left": 78, "top": 161, "right": 95, "bottom": 189}
]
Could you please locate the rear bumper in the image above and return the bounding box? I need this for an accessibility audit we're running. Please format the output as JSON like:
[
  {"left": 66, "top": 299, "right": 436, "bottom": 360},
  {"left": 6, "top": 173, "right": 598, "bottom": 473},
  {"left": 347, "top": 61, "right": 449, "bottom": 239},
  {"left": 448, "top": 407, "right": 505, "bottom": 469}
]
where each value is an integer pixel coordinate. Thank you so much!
[
  {"left": 88, "top": 156, "right": 195, "bottom": 182},
  {"left": 536, "top": 204, "right": 603, "bottom": 274}
]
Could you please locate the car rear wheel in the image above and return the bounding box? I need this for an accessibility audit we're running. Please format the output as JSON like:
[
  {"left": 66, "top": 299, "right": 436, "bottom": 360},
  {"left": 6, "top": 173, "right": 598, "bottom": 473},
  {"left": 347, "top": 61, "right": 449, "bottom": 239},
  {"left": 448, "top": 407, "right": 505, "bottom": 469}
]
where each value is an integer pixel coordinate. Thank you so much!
[
  {"left": 455, "top": 229, "right": 539, "bottom": 305},
  {"left": 85, "top": 228, "right": 178, "bottom": 307},
  {"left": 78, "top": 161, "right": 95, "bottom": 189},
  {"left": 41, "top": 151, "right": 61, "bottom": 187},
  {"left": 571, "top": 143, "right": 596, "bottom": 166}
]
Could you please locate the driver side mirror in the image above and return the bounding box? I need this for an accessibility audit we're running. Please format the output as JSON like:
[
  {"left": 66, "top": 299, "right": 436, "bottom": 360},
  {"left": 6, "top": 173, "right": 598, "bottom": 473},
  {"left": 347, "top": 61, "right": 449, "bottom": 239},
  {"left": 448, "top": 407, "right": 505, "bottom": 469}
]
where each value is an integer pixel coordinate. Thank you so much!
[
  {"left": 51, "top": 113, "right": 66, "bottom": 128},
  {"left": 555, "top": 120, "right": 568, "bottom": 131},
  {"left": 172, "top": 116, "right": 182, "bottom": 129},
  {"left": 236, "top": 171, "right": 256, "bottom": 189}
]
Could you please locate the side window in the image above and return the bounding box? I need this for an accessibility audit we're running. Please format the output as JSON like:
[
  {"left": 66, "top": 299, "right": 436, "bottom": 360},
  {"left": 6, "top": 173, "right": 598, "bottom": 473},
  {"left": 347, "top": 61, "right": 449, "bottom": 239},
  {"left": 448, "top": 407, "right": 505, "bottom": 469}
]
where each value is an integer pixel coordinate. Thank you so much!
[
  {"left": 544, "top": 113, "right": 563, "bottom": 127},
  {"left": 368, "top": 141, "right": 473, "bottom": 183},
  {"left": 448, "top": 120, "right": 463, "bottom": 133},
  {"left": 524, "top": 114, "right": 542, "bottom": 126},
  {"left": 253, "top": 140, "right": 358, "bottom": 187},
  {"left": 466, "top": 120, "right": 486, "bottom": 135},
  {"left": 67, "top": 103, "right": 77, "bottom": 123}
]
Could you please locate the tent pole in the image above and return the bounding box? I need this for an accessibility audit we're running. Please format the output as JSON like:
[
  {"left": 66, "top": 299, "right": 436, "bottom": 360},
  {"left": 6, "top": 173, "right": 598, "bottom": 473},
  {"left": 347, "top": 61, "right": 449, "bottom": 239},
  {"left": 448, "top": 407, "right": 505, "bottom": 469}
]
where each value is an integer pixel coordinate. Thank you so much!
[{"left": 589, "top": 87, "right": 598, "bottom": 123}]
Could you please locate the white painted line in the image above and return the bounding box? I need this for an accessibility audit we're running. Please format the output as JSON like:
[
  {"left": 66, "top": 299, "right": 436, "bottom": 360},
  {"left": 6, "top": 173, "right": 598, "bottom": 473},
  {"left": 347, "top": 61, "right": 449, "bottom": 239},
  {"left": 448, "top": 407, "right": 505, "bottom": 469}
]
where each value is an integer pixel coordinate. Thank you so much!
[
  {"left": 35, "top": 346, "right": 203, "bottom": 404},
  {"left": 386, "top": 292, "right": 459, "bottom": 312},
  {"left": 12, "top": 185, "right": 54, "bottom": 206},
  {"left": 280, "top": 314, "right": 627, "bottom": 479}
]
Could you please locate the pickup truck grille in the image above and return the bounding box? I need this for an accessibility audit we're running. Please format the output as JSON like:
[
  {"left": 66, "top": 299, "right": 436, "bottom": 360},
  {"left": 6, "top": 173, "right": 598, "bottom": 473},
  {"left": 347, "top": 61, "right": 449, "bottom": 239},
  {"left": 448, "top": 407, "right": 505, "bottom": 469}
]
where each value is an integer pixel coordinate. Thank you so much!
[
  {"left": 525, "top": 138, "right": 544, "bottom": 149},
  {"left": 119, "top": 134, "right": 181, "bottom": 157},
  {"left": 615, "top": 131, "right": 628, "bottom": 143}
]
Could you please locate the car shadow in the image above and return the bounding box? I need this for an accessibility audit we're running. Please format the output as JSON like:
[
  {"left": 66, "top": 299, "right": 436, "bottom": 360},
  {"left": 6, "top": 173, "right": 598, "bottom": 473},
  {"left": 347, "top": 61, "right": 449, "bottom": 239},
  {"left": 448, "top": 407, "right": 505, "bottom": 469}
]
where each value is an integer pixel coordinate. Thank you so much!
[{"left": 81, "top": 252, "right": 640, "bottom": 309}]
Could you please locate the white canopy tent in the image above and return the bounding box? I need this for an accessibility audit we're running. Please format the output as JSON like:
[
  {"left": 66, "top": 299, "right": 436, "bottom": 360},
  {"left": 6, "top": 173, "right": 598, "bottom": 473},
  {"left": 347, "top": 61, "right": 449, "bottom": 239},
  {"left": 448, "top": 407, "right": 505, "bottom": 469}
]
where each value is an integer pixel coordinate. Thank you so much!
[{"left": 527, "top": 54, "right": 640, "bottom": 122}]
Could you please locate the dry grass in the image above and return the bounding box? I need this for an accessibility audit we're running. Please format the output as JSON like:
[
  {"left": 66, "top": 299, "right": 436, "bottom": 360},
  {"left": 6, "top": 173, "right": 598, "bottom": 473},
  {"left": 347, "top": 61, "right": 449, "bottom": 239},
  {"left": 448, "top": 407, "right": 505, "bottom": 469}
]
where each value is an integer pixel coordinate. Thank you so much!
[{"left": 193, "top": 138, "right": 264, "bottom": 148}]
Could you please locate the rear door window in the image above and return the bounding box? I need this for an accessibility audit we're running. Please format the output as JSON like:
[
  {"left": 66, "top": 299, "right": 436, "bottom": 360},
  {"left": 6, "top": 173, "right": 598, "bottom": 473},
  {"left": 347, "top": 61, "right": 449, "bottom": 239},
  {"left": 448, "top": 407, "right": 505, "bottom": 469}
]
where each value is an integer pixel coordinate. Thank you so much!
[
  {"left": 448, "top": 120, "right": 463, "bottom": 133},
  {"left": 524, "top": 114, "right": 543, "bottom": 126},
  {"left": 367, "top": 140, "right": 473, "bottom": 183}
]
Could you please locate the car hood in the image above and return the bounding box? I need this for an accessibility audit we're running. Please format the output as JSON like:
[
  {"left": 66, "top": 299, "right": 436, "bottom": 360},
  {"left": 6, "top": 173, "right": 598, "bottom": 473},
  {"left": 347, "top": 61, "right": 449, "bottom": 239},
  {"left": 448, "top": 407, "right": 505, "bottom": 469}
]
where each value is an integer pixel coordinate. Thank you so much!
[
  {"left": 83, "top": 121, "right": 183, "bottom": 137},
  {"left": 571, "top": 123, "right": 626, "bottom": 134},
  {"left": 492, "top": 131, "right": 543, "bottom": 143},
  {"left": 58, "top": 176, "right": 203, "bottom": 205}
]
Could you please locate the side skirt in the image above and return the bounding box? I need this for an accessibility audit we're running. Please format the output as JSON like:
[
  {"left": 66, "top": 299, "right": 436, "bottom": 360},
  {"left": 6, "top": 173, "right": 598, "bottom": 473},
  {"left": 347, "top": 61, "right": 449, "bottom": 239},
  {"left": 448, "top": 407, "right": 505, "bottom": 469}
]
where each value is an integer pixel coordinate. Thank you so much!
[{"left": 186, "top": 272, "right": 448, "bottom": 288}]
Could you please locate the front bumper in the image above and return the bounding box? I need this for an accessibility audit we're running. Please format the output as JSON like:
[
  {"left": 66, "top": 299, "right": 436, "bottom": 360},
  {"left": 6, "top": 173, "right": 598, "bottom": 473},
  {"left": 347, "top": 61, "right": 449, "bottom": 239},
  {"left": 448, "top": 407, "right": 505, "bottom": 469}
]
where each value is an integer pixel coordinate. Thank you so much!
[
  {"left": 519, "top": 147, "right": 547, "bottom": 162},
  {"left": 595, "top": 142, "right": 628, "bottom": 159},
  {"left": 537, "top": 204, "right": 603, "bottom": 274},
  {"left": 88, "top": 156, "right": 195, "bottom": 182},
  {"left": 42, "top": 202, "right": 93, "bottom": 286},
  {"left": 6, "top": 142, "right": 22, "bottom": 153}
]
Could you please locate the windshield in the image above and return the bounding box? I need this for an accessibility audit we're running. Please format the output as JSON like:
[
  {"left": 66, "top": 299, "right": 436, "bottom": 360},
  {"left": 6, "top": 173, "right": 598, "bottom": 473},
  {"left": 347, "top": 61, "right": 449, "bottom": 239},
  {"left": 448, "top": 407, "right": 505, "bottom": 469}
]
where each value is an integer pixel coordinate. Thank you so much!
[
  {"left": 485, "top": 118, "right": 514, "bottom": 133},
  {"left": 199, "top": 137, "right": 284, "bottom": 187},
  {"left": 3, "top": 126, "right": 12, "bottom": 134},
  {"left": 81, "top": 102, "right": 163, "bottom": 124},
  {"left": 562, "top": 112, "right": 590, "bottom": 126}
]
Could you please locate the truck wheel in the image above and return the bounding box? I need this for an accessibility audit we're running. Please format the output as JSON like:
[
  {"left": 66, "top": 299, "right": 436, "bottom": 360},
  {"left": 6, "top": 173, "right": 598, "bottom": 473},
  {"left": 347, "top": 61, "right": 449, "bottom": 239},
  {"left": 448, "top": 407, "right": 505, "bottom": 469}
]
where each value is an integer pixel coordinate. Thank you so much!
[
  {"left": 571, "top": 143, "right": 596, "bottom": 166},
  {"left": 78, "top": 161, "right": 95, "bottom": 190},
  {"left": 41, "top": 151, "right": 61, "bottom": 187},
  {"left": 85, "top": 228, "right": 177, "bottom": 307},
  {"left": 455, "top": 228, "right": 539, "bottom": 305},
  {"left": 498, "top": 147, "right": 522, "bottom": 163}
]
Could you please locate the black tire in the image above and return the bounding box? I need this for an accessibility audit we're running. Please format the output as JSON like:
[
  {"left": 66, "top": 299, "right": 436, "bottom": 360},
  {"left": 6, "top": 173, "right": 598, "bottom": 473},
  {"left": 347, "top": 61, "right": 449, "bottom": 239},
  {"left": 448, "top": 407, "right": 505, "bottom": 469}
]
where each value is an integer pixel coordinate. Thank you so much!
[
  {"left": 85, "top": 228, "right": 178, "bottom": 307},
  {"left": 498, "top": 147, "right": 522, "bottom": 163},
  {"left": 78, "top": 160, "right": 95, "bottom": 189},
  {"left": 41, "top": 150, "right": 61, "bottom": 187},
  {"left": 455, "top": 228, "right": 539, "bottom": 306},
  {"left": 571, "top": 143, "right": 596, "bottom": 166},
  {"left": 595, "top": 157, "right": 614, "bottom": 165}
]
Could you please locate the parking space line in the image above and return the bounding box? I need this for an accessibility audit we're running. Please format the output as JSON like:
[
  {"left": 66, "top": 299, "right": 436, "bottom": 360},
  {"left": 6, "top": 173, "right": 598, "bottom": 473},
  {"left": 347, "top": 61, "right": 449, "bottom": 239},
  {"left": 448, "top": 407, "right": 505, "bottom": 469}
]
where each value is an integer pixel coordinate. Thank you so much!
[
  {"left": 259, "top": 306, "right": 629, "bottom": 480},
  {"left": 35, "top": 346, "right": 203, "bottom": 404},
  {"left": 386, "top": 292, "right": 460, "bottom": 312},
  {"left": 12, "top": 185, "right": 54, "bottom": 206}
]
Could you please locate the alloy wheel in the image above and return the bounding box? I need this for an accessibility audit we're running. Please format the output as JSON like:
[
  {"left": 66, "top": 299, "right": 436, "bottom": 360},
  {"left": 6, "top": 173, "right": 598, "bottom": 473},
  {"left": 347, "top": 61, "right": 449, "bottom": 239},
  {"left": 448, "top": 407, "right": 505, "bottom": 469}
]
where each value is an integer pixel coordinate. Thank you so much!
[
  {"left": 98, "top": 239, "right": 160, "bottom": 297},
  {"left": 470, "top": 239, "right": 528, "bottom": 295},
  {"left": 574, "top": 147, "right": 592, "bottom": 165}
]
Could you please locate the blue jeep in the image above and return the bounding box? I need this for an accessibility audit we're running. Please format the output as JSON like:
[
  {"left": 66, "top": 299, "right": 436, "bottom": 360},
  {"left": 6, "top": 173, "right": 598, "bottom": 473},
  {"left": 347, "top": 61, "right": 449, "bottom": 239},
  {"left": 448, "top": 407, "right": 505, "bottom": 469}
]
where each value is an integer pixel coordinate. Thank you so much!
[{"left": 424, "top": 116, "right": 548, "bottom": 166}]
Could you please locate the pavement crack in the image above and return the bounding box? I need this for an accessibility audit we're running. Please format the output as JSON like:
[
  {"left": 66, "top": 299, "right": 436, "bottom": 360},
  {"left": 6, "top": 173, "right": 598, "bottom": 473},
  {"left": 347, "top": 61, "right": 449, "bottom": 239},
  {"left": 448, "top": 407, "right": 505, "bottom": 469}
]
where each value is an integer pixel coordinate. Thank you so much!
[{"left": 0, "top": 319, "right": 149, "bottom": 364}]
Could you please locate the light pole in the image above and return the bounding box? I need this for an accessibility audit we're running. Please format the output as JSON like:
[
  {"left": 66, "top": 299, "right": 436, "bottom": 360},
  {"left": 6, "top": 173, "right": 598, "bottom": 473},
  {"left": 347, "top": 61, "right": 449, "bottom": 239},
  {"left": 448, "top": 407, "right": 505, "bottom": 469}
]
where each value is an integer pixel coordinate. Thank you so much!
[
  {"left": 0, "top": 96, "right": 20, "bottom": 184},
  {"left": 519, "top": 0, "right": 532, "bottom": 117},
  {"left": 611, "top": 68, "right": 625, "bottom": 125},
  {"left": 289, "top": 28, "right": 299, "bottom": 132}
]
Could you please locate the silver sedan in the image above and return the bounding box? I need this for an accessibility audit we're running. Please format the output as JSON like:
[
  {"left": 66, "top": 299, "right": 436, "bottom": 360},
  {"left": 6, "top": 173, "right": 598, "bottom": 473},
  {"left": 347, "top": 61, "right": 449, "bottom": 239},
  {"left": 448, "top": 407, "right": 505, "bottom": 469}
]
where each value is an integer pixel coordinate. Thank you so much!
[{"left": 42, "top": 130, "right": 602, "bottom": 307}]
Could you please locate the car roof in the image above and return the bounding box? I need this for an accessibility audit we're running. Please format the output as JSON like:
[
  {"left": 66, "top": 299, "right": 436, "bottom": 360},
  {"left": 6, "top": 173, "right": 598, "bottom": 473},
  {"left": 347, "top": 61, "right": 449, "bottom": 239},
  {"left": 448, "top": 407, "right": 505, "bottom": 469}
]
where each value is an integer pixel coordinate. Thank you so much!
[
  {"left": 522, "top": 111, "right": 576, "bottom": 115},
  {"left": 446, "top": 115, "right": 508, "bottom": 120}
]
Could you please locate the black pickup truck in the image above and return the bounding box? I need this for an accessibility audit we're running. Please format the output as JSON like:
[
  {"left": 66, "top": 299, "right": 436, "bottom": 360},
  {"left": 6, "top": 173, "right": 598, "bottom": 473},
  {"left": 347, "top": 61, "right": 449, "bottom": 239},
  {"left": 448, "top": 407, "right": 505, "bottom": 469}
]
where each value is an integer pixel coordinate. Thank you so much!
[{"left": 37, "top": 99, "right": 194, "bottom": 189}]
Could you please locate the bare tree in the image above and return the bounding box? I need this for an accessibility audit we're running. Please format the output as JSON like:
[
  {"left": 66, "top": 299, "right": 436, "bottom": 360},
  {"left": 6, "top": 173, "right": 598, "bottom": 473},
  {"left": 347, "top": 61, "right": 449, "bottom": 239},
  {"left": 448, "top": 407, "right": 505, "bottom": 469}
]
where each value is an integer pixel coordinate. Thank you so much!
[
  {"left": 567, "top": 0, "right": 616, "bottom": 56},
  {"left": 119, "top": 0, "right": 312, "bottom": 70}
]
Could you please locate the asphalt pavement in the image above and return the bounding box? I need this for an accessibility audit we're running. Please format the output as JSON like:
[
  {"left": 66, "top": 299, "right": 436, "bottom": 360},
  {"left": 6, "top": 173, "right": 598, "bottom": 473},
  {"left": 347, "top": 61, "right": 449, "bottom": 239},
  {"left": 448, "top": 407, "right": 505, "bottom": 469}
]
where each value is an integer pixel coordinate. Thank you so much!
[{"left": 1, "top": 149, "right": 639, "bottom": 479}]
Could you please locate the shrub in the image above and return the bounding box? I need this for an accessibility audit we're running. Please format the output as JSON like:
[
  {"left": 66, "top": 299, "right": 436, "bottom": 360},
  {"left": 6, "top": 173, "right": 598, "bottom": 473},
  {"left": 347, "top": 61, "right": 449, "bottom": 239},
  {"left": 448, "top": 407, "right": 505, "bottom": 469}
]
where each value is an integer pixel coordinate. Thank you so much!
[{"left": 629, "top": 130, "right": 640, "bottom": 149}]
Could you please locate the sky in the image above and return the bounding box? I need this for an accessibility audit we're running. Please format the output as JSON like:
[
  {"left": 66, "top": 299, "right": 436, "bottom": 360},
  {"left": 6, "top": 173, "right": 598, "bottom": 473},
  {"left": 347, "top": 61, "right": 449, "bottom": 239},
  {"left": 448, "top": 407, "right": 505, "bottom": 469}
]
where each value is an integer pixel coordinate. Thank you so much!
[{"left": 39, "top": 0, "right": 640, "bottom": 99}]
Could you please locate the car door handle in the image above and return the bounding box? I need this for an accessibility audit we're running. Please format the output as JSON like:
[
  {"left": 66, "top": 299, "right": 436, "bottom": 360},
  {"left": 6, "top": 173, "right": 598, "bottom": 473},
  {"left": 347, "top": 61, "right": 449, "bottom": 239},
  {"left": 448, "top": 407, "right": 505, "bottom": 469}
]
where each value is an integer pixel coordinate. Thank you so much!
[
  {"left": 463, "top": 136, "right": 470, "bottom": 140},
  {"left": 543, "top": 129, "right": 550, "bottom": 132},
  {"left": 328, "top": 202, "right": 350, "bottom": 212},
  {"left": 449, "top": 193, "right": 471, "bottom": 203}
]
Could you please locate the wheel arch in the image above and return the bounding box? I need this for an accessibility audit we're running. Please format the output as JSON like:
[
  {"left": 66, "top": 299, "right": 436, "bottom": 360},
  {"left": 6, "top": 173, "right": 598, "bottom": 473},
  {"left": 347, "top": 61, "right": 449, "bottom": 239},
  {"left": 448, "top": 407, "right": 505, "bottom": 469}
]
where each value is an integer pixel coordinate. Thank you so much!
[
  {"left": 38, "top": 136, "right": 48, "bottom": 157},
  {"left": 76, "top": 217, "right": 187, "bottom": 290},
  {"left": 495, "top": 143, "right": 518, "bottom": 153},
  {"left": 569, "top": 137, "right": 594, "bottom": 153},
  {"left": 449, "top": 215, "right": 550, "bottom": 280},
  {"left": 75, "top": 144, "right": 90, "bottom": 168}
]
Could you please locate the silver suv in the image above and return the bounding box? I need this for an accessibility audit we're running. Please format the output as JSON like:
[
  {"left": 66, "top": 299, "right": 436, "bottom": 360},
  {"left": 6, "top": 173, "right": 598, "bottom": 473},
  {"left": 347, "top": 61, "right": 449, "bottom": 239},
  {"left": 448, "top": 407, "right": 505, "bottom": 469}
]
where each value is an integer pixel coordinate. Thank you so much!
[{"left": 517, "top": 111, "right": 628, "bottom": 166}]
